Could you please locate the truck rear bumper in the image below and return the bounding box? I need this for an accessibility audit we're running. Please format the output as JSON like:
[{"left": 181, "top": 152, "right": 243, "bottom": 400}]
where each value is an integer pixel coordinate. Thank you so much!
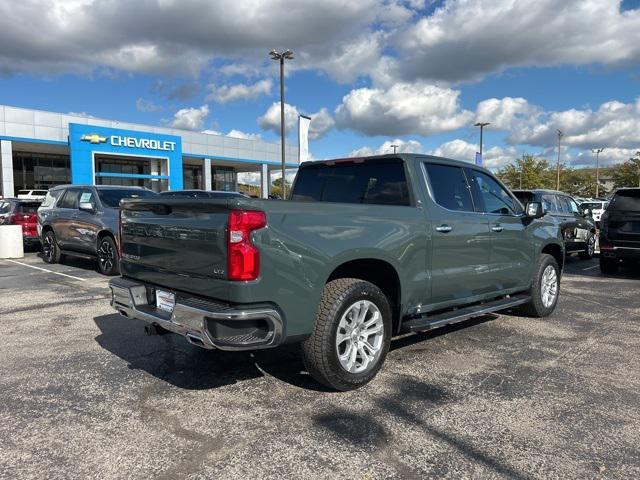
[{"left": 109, "top": 277, "right": 284, "bottom": 351}]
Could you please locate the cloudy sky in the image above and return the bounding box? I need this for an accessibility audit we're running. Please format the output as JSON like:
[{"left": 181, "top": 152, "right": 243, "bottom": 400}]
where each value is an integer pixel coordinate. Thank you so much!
[{"left": 1, "top": 0, "right": 640, "bottom": 170}]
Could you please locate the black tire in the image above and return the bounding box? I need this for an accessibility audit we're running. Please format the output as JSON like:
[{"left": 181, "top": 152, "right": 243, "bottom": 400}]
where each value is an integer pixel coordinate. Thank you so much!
[
  {"left": 42, "top": 230, "right": 61, "bottom": 264},
  {"left": 579, "top": 232, "right": 596, "bottom": 260},
  {"left": 301, "top": 278, "right": 392, "bottom": 391},
  {"left": 97, "top": 235, "right": 120, "bottom": 276},
  {"left": 599, "top": 256, "right": 619, "bottom": 275},
  {"left": 517, "top": 254, "right": 560, "bottom": 318}
]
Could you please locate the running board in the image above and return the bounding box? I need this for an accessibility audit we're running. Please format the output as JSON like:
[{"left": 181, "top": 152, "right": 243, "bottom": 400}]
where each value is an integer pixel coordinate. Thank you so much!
[
  {"left": 59, "top": 250, "right": 95, "bottom": 260},
  {"left": 400, "top": 294, "right": 530, "bottom": 333}
]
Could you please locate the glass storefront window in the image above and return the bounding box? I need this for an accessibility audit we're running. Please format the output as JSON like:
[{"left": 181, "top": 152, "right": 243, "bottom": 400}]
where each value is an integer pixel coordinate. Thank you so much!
[
  {"left": 183, "top": 165, "right": 203, "bottom": 190},
  {"left": 213, "top": 167, "right": 236, "bottom": 192},
  {"left": 13, "top": 152, "right": 71, "bottom": 191}
]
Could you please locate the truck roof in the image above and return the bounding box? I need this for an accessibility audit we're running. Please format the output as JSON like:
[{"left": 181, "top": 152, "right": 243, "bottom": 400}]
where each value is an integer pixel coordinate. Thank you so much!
[{"left": 299, "top": 153, "right": 493, "bottom": 174}]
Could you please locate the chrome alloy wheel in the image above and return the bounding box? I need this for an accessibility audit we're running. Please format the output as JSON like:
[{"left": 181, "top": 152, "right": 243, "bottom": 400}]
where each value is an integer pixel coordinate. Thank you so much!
[
  {"left": 98, "top": 240, "right": 115, "bottom": 272},
  {"left": 336, "top": 300, "right": 384, "bottom": 374},
  {"left": 541, "top": 265, "right": 558, "bottom": 308},
  {"left": 42, "top": 234, "right": 54, "bottom": 261}
]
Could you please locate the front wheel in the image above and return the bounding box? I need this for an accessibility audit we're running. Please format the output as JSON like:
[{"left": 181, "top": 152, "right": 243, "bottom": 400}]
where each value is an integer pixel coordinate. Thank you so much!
[
  {"left": 97, "top": 236, "right": 120, "bottom": 276},
  {"left": 579, "top": 232, "right": 596, "bottom": 260},
  {"left": 517, "top": 254, "right": 560, "bottom": 317},
  {"left": 301, "top": 278, "right": 392, "bottom": 391}
]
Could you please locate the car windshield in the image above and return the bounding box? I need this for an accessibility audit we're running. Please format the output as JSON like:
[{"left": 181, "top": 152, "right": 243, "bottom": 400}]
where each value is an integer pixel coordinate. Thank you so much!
[
  {"left": 609, "top": 190, "right": 640, "bottom": 212},
  {"left": 97, "top": 189, "right": 157, "bottom": 208}
]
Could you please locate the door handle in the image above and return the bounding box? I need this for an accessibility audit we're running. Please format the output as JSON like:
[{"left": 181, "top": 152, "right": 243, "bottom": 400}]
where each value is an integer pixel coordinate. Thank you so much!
[
  {"left": 491, "top": 224, "right": 504, "bottom": 232},
  {"left": 435, "top": 224, "right": 453, "bottom": 233}
]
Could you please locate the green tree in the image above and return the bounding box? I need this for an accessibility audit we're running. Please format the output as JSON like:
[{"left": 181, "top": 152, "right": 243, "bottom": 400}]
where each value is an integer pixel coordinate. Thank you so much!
[
  {"left": 497, "top": 154, "right": 554, "bottom": 190},
  {"left": 270, "top": 176, "right": 293, "bottom": 198},
  {"left": 612, "top": 153, "right": 640, "bottom": 188}
]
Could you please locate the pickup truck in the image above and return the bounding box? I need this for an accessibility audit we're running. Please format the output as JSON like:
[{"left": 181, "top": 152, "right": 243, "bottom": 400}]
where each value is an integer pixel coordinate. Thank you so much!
[{"left": 109, "top": 154, "right": 564, "bottom": 391}]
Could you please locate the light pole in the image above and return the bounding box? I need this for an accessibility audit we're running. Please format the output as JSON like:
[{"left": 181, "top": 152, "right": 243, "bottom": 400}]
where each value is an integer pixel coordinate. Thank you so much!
[
  {"left": 269, "top": 49, "right": 294, "bottom": 199},
  {"left": 474, "top": 122, "right": 490, "bottom": 158},
  {"left": 390, "top": 144, "right": 399, "bottom": 154},
  {"left": 556, "top": 129, "right": 564, "bottom": 191},
  {"left": 591, "top": 148, "right": 604, "bottom": 198}
]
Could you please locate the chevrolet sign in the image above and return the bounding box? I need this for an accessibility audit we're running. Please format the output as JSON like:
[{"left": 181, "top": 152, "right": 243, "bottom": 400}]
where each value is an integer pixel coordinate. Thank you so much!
[{"left": 110, "top": 136, "right": 176, "bottom": 151}]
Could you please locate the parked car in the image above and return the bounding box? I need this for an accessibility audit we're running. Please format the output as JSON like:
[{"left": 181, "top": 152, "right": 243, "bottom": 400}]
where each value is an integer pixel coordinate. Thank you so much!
[
  {"left": 37, "top": 185, "right": 157, "bottom": 275},
  {"left": 17, "top": 189, "right": 48, "bottom": 201},
  {"left": 109, "top": 154, "right": 564, "bottom": 391},
  {"left": 159, "top": 189, "right": 247, "bottom": 199},
  {"left": 0, "top": 198, "right": 41, "bottom": 246},
  {"left": 599, "top": 188, "right": 640, "bottom": 274},
  {"left": 579, "top": 200, "right": 608, "bottom": 227},
  {"left": 512, "top": 189, "right": 597, "bottom": 260}
]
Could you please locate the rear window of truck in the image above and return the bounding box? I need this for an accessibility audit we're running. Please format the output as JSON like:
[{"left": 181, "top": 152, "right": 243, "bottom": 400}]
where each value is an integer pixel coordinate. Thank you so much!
[
  {"left": 609, "top": 189, "right": 640, "bottom": 212},
  {"left": 291, "top": 159, "right": 410, "bottom": 206}
]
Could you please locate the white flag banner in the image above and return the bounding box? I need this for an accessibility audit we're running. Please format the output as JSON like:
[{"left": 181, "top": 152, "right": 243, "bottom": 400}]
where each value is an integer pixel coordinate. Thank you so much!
[{"left": 298, "top": 115, "right": 311, "bottom": 164}]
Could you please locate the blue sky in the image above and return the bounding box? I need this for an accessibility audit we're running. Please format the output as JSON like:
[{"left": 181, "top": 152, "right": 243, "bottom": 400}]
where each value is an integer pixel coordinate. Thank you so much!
[{"left": 1, "top": 0, "right": 639, "bottom": 170}]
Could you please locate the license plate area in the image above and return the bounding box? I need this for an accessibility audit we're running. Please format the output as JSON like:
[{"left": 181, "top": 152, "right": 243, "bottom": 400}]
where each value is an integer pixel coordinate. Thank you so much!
[{"left": 155, "top": 289, "right": 176, "bottom": 313}]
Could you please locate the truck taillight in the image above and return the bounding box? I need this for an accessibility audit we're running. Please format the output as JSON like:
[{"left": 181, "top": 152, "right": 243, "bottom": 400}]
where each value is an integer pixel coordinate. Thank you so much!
[{"left": 227, "top": 210, "right": 266, "bottom": 281}]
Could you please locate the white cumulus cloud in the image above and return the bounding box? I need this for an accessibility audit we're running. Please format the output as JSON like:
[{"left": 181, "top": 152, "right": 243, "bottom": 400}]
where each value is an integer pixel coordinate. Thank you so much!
[
  {"left": 169, "top": 105, "right": 209, "bottom": 131},
  {"left": 206, "top": 79, "right": 273, "bottom": 104},
  {"left": 258, "top": 103, "right": 335, "bottom": 139},
  {"left": 349, "top": 139, "right": 423, "bottom": 157}
]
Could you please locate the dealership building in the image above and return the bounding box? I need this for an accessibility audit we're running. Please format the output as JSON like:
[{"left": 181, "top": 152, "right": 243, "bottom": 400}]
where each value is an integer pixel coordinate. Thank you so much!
[{"left": 0, "top": 104, "right": 299, "bottom": 198}]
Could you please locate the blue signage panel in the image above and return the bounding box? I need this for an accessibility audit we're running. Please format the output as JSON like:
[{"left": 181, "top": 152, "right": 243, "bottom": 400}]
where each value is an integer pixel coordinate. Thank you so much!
[{"left": 69, "top": 123, "right": 183, "bottom": 189}]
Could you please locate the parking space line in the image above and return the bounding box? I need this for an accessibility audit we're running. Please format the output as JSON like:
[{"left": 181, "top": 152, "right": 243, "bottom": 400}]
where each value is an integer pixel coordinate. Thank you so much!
[
  {"left": 4, "top": 259, "right": 85, "bottom": 281},
  {"left": 582, "top": 265, "right": 600, "bottom": 271}
]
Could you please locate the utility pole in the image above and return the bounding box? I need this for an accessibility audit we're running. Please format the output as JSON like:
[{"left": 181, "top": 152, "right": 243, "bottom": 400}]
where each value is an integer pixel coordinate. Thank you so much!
[
  {"left": 269, "top": 49, "right": 294, "bottom": 199},
  {"left": 591, "top": 148, "right": 604, "bottom": 198},
  {"left": 519, "top": 153, "right": 524, "bottom": 189},
  {"left": 474, "top": 122, "right": 490, "bottom": 157},
  {"left": 556, "top": 129, "right": 563, "bottom": 191},
  {"left": 390, "top": 144, "right": 399, "bottom": 154}
]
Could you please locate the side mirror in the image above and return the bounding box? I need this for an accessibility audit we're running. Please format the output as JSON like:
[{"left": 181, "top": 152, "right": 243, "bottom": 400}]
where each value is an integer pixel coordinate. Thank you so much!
[
  {"left": 525, "top": 201, "right": 544, "bottom": 219},
  {"left": 78, "top": 201, "right": 95, "bottom": 212}
]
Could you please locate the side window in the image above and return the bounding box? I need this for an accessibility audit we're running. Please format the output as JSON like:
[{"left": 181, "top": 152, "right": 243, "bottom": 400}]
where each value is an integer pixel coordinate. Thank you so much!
[
  {"left": 58, "top": 189, "right": 79, "bottom": 209},
  {"left": 78, "top": 188, "right": 95, "bottom": 205},
  {"left": 568, "top": 198, "right": 579, "bottom": 214},
  {"left": 556, "top": 195, "right": 570, "bottom": 214},
  {"left": 425, "top": 164, "right": 474, "bottom": 212},
  {"left": 471, "top": 170, "right": 517, "bottom": 215},
  {"left": 41, "top": 189, "right": 62, "bottom": 208},
  {"left": 541, "top": 194, "right": 556, "bottom": 213},
  {"left": 0, "top": 202, "right": 10, "bottom": 214}
]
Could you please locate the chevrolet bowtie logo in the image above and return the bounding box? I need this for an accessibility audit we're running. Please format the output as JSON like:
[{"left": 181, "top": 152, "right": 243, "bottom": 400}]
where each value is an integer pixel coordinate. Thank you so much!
[{"left": 80, "top": 133, "right": 107, "bottom": 144}]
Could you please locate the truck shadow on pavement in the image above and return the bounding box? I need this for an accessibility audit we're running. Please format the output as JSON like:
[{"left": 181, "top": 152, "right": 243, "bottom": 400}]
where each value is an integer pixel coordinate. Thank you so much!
[{"left": 94, "top": 313, "right": 496, "bottom": 392}]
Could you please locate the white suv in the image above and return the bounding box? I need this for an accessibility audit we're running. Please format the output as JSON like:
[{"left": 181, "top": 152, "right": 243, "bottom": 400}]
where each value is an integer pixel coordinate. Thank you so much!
[{"left": 580, "top": 200, "right": 608, "bottom": 226}]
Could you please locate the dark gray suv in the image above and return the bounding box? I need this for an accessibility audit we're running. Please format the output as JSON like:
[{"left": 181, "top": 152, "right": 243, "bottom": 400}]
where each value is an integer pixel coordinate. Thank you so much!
[{"left": 38, "top": 185, "right": 157, "bottom": 275}]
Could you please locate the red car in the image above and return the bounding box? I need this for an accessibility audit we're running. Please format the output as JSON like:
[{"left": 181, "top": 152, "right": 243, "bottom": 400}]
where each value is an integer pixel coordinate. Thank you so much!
[{"left": 0, "top": 198, "right": 41, "bottom": 246}]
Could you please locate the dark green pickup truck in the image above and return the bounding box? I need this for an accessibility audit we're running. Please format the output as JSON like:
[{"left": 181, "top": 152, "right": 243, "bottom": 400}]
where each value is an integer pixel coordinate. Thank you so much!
[{"left": 109, "top": 154, "right": 564, "bottom": 390}]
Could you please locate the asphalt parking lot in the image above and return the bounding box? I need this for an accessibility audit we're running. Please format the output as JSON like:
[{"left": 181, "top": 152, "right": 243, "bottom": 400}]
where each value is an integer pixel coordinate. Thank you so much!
[{"left": 1, "top": 252, "right": 639, "bottom": 479}]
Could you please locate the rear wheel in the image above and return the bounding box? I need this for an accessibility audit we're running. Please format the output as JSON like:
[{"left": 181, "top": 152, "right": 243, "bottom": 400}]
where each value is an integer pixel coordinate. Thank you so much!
[
  {"left": 301, "top": 278, "right": 392, "bottom": 391},
  {"left": 42, "top": 230, "right": 61, "bottom": 264},
  {"left": 579, "top": 232, "right": 596, "bottom": 260},
  {"left": 599, "top": 257, "right": 619, "bottom": 275},
  {"left": 517, "top": 254, "right": 560, "bottom": 317},
  {"left": 97, "top": 236, "right": 120, "bottom": 276}
]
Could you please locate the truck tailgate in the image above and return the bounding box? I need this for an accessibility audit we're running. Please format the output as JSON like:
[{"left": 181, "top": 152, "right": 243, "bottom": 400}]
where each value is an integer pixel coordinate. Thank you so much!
[{"left": 119, "top": 199, "right": 230, "bottom": 281}]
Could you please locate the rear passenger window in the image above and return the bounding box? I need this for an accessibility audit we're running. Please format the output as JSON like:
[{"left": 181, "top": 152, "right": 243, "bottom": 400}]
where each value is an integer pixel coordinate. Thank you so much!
[
  {"left": 58, "top": 189, "right": 79, "bottom": 209},
  {"left": 556, "top": 196, "right": 571, "bottom": 213},
  {"left": 41, "top": 190, "right": 62, "bottom": 208},
  {"left": 0, "top": 202, "right": 10, "bottom": 214},
  {"left": 425, "top": 164, "right": 474, "bottom": 211}
]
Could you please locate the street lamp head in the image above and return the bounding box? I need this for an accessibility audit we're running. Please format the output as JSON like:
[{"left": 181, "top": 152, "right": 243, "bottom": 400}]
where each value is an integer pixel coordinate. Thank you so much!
[
  {"left": 269, "top": 49, "right": 294, "bottom": 61},
  {"left": 283, "top": 49, "right": 294, "bottom": 59},
  {"left": 269, "top": 50, "right": 281, "bottom": 60},
  {"left": 474, "top": 122, "right": 490, "bottom": 127}
]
